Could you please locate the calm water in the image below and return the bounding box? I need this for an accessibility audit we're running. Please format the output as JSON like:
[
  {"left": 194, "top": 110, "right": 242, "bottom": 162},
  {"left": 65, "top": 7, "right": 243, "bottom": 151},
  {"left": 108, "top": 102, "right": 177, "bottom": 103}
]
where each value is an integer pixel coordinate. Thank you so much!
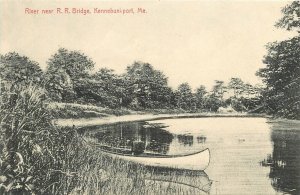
[{"left": 85, "top": 117, "right": 300, "bottom": 195}]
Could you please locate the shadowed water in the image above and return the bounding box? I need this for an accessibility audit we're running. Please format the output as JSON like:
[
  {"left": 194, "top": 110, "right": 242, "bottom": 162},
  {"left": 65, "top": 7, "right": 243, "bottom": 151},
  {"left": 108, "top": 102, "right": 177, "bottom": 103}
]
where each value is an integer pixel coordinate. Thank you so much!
[{"left": 85, "top": 117, "right": 300, "bottom": 195}]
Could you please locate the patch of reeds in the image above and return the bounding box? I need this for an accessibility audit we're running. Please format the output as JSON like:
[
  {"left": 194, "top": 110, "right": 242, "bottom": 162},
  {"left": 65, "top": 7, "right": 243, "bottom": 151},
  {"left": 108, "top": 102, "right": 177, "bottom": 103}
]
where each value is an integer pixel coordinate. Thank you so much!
[{"left": 0, "top": 85, "right": 85, "bottom": 194}]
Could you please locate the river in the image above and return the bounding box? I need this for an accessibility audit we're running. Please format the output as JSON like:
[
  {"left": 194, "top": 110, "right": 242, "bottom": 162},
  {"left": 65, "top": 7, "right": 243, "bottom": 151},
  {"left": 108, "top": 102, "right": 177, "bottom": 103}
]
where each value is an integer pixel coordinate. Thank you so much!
[{"left": 84, "top": 117, "right": 300, "bottom": 195}]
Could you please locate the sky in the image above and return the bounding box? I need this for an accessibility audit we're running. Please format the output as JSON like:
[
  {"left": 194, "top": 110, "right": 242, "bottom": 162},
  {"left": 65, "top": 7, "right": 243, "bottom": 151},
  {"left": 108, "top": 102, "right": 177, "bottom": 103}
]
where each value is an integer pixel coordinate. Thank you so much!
[{"left": 0, "top": 0, "right": 296, "bottom": 90}]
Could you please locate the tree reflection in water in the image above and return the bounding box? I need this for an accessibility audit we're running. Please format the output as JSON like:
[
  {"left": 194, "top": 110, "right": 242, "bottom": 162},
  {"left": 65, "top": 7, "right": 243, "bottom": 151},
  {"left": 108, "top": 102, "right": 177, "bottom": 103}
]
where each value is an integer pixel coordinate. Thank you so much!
[
  {"left": 261, "top": 129, "right": 300, "bottom": 195},
  {"left": 86, "top": 122, "right": 209, "bottom": 155},
  {"left": 89, "top": 122, "right": 174, "bottom": 154},
  {"left": 177, "top": 134, "right": 194, "bottom": 146},
  {"left": 197, "top": 135, "right": 207, "bottom": 144}
]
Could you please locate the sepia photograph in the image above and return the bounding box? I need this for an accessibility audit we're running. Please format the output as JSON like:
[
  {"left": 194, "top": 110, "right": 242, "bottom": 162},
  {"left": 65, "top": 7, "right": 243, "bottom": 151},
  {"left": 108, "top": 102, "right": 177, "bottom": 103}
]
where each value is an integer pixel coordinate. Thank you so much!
[{"left": 0, "top": 0, "right": 299, "bottom": 194}]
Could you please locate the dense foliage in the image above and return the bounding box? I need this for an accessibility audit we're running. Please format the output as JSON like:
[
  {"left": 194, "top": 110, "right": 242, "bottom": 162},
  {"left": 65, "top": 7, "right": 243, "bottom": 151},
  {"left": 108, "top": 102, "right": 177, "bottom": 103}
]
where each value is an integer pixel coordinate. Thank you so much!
[
  {"left": 275, "top": 1, "right": 300, "bottom": 32},
  {"left": 0, "top": 52, "right": 43, "bottom": 88},
  {"left": 124, "top": 62, "right": 173, "bottom": 109},
  {"left": 44, "top": 48, "right": 95, "bottom": 102},
  {"left": 257, "top": 1, "right": 300, "bottom": 119},
  {"left": 1, "top": 48, "right": 263, "bottom": 113}
]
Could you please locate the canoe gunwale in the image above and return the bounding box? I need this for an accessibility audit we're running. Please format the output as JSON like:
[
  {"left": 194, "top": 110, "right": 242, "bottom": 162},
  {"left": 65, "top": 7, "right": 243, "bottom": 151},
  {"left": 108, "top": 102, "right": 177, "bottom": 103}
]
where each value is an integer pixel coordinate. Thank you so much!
[{"left": 97, "top": 145, "right": 210, "bottom": 159}]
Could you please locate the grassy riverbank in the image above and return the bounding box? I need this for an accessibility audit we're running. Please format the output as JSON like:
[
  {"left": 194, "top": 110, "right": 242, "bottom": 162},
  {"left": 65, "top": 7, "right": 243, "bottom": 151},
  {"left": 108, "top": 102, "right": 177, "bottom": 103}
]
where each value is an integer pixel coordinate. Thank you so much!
[{"left": 65, "top": 141, "right": 211, "bottom": 195}]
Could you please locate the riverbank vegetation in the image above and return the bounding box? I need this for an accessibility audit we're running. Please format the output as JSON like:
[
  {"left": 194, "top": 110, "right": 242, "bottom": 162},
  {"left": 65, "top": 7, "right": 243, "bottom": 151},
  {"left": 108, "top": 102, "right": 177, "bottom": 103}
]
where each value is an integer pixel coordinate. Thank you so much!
[
  {"left": 256, "top": 1, "right": 300, "bottom": 119},
  {"left": 0, "top": 1, "right": 299, "bottom": 194}
]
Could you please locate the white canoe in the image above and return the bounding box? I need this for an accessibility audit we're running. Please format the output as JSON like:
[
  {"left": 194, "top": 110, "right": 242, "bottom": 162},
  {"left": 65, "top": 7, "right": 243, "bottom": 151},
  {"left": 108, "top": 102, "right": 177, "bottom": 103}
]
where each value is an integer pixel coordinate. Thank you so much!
[{"left": 101, "top": 148, "right": 210, "bottom": 171}]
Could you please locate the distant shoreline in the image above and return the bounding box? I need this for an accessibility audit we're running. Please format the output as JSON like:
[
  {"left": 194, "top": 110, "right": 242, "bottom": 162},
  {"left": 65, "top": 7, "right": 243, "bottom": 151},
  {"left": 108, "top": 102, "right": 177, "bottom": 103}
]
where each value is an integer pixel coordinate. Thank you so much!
[{"left": 54, "top": 113, "right": 269, "bottom": 127}]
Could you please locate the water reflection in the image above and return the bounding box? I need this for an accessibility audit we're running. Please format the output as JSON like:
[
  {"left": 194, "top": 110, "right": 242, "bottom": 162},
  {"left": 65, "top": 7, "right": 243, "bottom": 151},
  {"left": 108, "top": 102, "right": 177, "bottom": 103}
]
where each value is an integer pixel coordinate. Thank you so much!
[
  {"left": 146, "top": 167, "right": 212, "bottom": 194},
  {"left": 83, "top": 117, "right": 300, "bottom": 195},
  {"left": 177, "top": 134, "right": 194, "bottom": 146},
  {"left": 85, "top": 122, "right": 174, "bottom": 154},
  {"left": 261, "top": 129, "right": 300, "bottom": 195},
  {"left": 85, "top": 121, "right": 209, "bottom": 156},
  {"left": 197, "top": 136, "right": 207, "bottom": 144}
]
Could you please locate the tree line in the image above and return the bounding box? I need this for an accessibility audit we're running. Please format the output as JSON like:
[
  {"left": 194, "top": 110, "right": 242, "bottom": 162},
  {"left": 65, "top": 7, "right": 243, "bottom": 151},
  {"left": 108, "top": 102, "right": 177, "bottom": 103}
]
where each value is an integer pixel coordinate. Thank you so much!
[{"left": 0, "top": 48, "right": 263, "bottom": 113}]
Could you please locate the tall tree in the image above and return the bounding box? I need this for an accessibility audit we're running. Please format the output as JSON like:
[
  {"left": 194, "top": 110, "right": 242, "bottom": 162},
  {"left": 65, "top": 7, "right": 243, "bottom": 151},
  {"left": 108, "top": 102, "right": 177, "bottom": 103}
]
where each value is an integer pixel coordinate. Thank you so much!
[
  {"left": 44, "top": 48, "right": 95, "bottom": 102},
  {"left": 228, "top": 77, "right": 245, "bottom": 98},
  {"left": 195, "top": 85, "right": 207, "bottom": 109},
  {"left": 257, "top": 1, "right": 300, "bottom": 119},
  {"left": 124, "top": 61, "right": 172, "bottom": 109},
  {"left": 203, "top": 93, "right": 222, "bottom": 112},
  {"left": 89, "top": 68, "right": 127, "bottom": 108},
  {"left": 203, "top": 80, "right": 227, "bottom": 111},
  {"left": 212, "top": 80, "right": 226, "bottom": 100},
  {"left": 175, "top": 82, "right": 195, "bottom": 110}
]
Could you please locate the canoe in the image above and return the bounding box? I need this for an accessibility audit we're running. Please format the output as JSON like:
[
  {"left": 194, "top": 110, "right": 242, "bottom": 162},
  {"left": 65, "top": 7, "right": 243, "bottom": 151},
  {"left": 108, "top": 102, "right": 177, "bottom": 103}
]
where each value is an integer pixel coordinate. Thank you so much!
[{"left": 98, "top": 146, "right": 210, "bottom": 171}]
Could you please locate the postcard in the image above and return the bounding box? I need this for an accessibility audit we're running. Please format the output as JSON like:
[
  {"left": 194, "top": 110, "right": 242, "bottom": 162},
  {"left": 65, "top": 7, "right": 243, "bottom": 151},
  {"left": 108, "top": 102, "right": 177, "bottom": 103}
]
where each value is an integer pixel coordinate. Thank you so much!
[{"left": 0, "top": 1, "right": 299, "bottom": 194}]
